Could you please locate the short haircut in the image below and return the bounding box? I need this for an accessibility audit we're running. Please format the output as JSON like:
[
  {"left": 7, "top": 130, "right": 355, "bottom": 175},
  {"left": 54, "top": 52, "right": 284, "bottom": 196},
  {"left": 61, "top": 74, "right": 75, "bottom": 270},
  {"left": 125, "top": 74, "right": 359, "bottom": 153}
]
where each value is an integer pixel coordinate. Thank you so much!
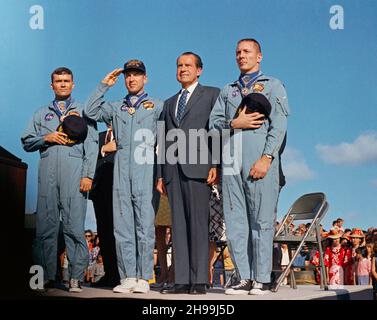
[
  {"left": 237, "top": 38, "right": 262, "bottom": 53},
  {"left": 356, "top": 246, "right": 367, "bottom": 258},
  {"left": 177, "top": 52, "right": 203, "bottom": 69},
  {"left": 51, "top": 67, "right": 73, "bottom": 82}
]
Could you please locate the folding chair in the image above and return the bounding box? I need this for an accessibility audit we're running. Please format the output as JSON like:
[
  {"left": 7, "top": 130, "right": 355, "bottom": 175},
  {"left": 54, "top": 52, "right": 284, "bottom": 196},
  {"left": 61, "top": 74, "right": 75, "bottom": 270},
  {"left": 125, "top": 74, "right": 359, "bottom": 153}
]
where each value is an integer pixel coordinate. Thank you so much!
[
  {"left": 271, "top": 192, "right": 329, "bottom": 292},
  {"left": 211, "top": 240, "right": 239, "bottom": 288},
  {"left": 211, "top": 240, "right": 227, "bottom": 286}
]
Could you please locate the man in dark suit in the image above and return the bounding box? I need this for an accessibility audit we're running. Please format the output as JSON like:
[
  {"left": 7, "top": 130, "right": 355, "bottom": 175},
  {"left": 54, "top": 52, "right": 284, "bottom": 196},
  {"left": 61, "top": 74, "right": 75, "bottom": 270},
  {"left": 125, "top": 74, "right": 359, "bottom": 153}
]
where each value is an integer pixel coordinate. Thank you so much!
[
  {"left": 156, "top": 52, "right": 220, "bottom": 294},
  {"left": 89, "top": 125, "right": 120, "bottom": 287}
]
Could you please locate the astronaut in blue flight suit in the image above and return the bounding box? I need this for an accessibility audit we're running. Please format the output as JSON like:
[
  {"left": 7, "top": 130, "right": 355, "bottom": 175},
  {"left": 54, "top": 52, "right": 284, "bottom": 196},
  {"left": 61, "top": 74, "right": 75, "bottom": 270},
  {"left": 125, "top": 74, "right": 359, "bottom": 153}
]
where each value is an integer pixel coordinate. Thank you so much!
[
  {"left": 210, "top": 39, "right": 290, "bottom": 295},
  {"left": 85, "top": 60, "right": 163, "bottom": 294},
  {"left": 21, "top": 67, "right": 98, "bottom": 292}
]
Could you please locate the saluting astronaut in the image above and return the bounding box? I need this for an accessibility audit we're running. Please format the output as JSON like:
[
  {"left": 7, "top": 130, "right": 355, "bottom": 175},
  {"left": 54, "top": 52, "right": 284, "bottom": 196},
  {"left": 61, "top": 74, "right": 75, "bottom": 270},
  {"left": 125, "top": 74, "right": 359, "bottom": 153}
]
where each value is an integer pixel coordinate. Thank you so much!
[{"left": 85, "top": 60, "right": 163, "bottom": 294}]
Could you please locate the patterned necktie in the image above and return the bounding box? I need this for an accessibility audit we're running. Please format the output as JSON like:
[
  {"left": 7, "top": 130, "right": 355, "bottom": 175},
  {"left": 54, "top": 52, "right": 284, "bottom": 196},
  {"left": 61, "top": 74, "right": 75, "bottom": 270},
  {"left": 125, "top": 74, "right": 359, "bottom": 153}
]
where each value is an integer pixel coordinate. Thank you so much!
[{"left": 176, "top": 89, "right": 189, "bottom": 124}]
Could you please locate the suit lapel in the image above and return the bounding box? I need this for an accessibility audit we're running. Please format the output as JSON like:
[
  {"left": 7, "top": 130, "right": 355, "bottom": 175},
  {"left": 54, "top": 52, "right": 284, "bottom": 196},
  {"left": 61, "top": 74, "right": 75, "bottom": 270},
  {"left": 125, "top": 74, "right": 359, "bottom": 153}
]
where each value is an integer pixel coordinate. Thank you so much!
[
  {"left": 180, "top": 84, "right": 203, "bottom": 124},
  {"left": 169, "top": 92, "right": 180, "bottom": 127},
  {"left": 99, "top": 131, "right": 106, "bottom": 148}
]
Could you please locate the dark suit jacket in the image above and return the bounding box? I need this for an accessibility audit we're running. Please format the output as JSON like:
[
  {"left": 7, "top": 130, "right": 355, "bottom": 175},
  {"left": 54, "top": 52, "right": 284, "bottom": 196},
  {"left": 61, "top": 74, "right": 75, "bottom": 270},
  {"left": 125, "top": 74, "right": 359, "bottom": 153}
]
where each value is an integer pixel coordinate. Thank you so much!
[
  {"left": 158, "top": 84, "right": 220, "bottom": 183},
  {"left": 89, "top": 131, "right": 115, "bottom": 200}
]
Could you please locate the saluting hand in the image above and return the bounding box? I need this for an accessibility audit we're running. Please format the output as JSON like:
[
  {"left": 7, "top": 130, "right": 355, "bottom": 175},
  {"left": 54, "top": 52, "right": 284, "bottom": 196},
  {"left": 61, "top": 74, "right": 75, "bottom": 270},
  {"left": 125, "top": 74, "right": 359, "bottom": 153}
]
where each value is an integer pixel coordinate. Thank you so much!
[
  {"left": 44, "top": 131, "right": 68, "bottom": 145},
  {"left": 231, "top": 107, "right": 265, "bottom": 129},
  {"left": 101, "top": 68, "right": 124, "bottom": 87}
]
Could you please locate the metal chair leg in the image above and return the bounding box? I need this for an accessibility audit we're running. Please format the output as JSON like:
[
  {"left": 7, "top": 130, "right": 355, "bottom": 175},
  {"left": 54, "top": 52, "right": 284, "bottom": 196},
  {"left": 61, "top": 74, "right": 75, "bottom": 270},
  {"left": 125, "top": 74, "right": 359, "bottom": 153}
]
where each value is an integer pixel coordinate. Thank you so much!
[{"left": 316, "top": 226, "right": 328, "bottom": 290}]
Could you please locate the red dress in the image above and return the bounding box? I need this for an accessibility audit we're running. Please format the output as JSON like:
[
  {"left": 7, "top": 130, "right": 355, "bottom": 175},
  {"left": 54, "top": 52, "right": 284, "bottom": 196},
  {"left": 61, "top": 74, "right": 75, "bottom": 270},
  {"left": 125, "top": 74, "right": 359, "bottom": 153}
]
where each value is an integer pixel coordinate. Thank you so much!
[
  {"left": 344, "top": 247, "right": 356, "bottom": 285},
  {"left": 324, "top": 245, "right": 351, "bottom": 285}
]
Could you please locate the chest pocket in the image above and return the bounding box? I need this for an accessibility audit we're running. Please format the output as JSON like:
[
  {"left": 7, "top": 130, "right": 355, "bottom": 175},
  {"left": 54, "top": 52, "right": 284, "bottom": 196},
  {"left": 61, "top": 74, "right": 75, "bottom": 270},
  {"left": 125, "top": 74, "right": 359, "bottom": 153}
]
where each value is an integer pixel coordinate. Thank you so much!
[
  {"left": 136, "top": 111, "right": 157, "bottom": 149},
  {"left": 137, "top": 111, "right": 154, "bottom": 125},
  {"left": 40, "top": 117, "right": 59, "bottom": 136},
  {"left": 276, "top": 96, "right": 290, "bottom": 116},
  {"left": 225, "top": 90, "right": 241, "bottom": 119},
  {"left": 113, "top": 113, "right": 128, "bottom": 142},
  {"left": 69, "top": 151, "right": 83, "bottom": 158}
]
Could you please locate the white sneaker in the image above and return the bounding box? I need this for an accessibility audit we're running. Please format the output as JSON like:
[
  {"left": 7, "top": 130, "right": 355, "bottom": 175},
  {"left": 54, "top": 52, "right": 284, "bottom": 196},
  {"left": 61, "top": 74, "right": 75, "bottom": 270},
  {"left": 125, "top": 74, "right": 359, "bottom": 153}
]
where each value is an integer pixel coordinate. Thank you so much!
[
  {"left": 69, "top": 279, "right": 83, "bottom": 293},
  {"left": 133, "top": 279, "right": 150, "bottom": 294},
  {"left": 249, "top": 281, "right": 270, "bottom": 295},
  {"left": 113, "top": 278, "right": 137, "bottom": 293}
]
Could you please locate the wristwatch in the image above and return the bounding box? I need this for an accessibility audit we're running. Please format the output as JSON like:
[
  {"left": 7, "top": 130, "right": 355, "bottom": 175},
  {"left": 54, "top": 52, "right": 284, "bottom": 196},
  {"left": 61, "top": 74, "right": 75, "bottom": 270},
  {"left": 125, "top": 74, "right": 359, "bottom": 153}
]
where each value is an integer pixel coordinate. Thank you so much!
[{"left": 263, "top": 154, "right": 273, "bottom": 160}]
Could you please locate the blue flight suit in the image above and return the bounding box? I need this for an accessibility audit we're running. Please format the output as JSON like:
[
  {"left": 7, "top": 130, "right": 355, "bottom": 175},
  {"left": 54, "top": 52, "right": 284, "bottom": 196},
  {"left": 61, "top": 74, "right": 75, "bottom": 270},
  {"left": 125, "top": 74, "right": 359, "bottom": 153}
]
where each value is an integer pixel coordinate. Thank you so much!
[
  {"left": 209, "top": 72, "right": 290, "bottom": 283},
  {"left": 85, "top": 83, "right": 163, "bottom": 281},
  {"left": 21, "top": 101, "right": 98, "bottom": 282}
]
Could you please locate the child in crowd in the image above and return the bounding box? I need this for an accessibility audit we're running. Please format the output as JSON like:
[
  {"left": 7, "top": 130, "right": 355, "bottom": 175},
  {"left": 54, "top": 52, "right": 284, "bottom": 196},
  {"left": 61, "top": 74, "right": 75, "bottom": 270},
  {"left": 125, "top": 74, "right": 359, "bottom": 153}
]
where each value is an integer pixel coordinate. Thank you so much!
[
  {"left": 152, "top": 196, "right": 174, "bottom": 288},
  {"left": 223, "top": 246, "right": 239, "bottom": 287},
  {"left": 366, "top": 242, "right": 374, "bottom": 260},
  {"left": 60, "top": 248, "right": 69, "bottom": 283},
  {"left": 324, "top": 229, "right": 351, "bottom": 286},
  {"left": 340, "top": 234, "right": 351, "bottom": 249},
  {"left": 355, "top": 247, "right": 371, "bottom": 285},
  {"left": 335, "top": 218, "right": 345, "bottom": 232},
  {"left": 344, "top": 228, "right": 365, "bottom": 285},
  {"left": 93, "top": 255, "right": 106, "bottom": 283},
  {"left": 86, "top": 235, "right": 100, "bottom": 283}
]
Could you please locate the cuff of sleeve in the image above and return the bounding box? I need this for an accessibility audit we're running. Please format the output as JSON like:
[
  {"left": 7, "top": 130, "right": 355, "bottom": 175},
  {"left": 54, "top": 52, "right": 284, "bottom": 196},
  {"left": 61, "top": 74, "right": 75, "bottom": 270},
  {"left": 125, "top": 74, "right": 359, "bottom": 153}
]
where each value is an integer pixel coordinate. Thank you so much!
[
  {"left": 263, "top": 147, "right": 278, "bottom": 158},
  {"left": 100, "top": 146, "right": 106, "bottom": 157},
  {"left": 81, "top": 174, "right": 94, "bottom": 180},
  {"left": 40, "top": 137, "right": 51, "bottom": 148}
]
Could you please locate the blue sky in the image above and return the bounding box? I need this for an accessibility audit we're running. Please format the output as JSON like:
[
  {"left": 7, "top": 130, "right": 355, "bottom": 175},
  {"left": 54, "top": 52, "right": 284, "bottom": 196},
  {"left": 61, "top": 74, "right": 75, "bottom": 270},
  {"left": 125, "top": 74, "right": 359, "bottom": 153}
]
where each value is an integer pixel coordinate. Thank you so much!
[{"left": 1, "top": 0, "right": 376, "bottom": 231}]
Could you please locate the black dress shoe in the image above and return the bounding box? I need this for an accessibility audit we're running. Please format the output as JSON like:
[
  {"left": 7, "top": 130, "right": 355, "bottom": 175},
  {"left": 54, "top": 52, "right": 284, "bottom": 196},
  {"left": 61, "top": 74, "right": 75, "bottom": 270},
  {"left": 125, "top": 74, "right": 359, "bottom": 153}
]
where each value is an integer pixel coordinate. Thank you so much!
[
  {"left": 91, "top": 277, "right": 119, "bottom": 288},
  {"left": 44, "top": 280, "right": 56, "bottom": 289},
  {"left": 160, "top": 284, "right": 190, "bottom": 294},
  {"left": 189, "top": 284, "right": 207, "bottom": 295},
  {"left": 33, "top": 280, "right": 55, "bottom": 293}
]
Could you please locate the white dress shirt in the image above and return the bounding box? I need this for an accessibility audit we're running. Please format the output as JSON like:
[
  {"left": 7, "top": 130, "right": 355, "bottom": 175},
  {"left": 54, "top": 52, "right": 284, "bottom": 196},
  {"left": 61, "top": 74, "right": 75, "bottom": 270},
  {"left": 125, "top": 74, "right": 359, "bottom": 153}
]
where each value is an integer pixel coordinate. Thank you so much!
[
  {"left": 100, "top": 128, "right": 114, "bottom": 157},
  {"left": 174, "top": 81, "right": 199, "bottom": 117}
]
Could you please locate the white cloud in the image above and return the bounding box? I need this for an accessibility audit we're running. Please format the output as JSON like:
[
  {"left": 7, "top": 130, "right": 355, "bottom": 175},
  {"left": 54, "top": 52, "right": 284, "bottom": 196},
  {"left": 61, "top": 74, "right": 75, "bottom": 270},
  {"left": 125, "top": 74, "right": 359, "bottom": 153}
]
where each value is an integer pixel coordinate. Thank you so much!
[
  {"left": 316, "top": 132, "right": 377, "bottom": 165},
  {"left": 282, "top": 147, "right": 315, "bottom": 183}
]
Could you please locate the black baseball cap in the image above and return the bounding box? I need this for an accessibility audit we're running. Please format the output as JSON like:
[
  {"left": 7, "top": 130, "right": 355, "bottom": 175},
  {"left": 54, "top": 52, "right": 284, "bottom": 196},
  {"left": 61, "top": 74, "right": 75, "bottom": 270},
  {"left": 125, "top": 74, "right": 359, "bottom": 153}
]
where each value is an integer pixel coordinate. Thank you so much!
[
  {"left": 57, "top": 114, "right": 88, "bottom": 145},
  {"left": 241, "top": 93, "right": 272, "bottom": 116},
  {"left": 122, "top": 59, "right": 146, "bottom": 74}
]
